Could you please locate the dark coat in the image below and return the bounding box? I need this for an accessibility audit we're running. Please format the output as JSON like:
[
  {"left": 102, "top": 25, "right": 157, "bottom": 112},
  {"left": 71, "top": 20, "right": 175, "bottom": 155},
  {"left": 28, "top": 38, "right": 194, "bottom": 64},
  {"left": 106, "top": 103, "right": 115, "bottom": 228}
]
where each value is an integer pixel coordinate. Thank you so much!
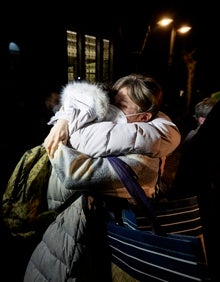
[{"left": 172, "top": 100, "right": 220, "bottom": 281}]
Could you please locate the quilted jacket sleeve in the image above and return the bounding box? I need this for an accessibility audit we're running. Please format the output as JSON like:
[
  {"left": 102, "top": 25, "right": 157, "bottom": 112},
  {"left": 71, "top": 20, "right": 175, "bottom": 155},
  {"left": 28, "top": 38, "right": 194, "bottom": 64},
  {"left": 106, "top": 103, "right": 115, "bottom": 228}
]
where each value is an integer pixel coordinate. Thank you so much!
[{"left": 69, "top": 116, "right": 181, "bottom": 158}]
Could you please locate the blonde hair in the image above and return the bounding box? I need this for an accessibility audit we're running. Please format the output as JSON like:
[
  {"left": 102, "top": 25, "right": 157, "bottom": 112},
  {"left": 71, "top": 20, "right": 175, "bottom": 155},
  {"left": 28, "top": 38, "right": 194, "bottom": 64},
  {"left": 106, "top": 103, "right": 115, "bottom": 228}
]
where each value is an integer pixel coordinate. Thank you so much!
[{"left": 112, "top": 74, "right": 162, "bottom": 118}]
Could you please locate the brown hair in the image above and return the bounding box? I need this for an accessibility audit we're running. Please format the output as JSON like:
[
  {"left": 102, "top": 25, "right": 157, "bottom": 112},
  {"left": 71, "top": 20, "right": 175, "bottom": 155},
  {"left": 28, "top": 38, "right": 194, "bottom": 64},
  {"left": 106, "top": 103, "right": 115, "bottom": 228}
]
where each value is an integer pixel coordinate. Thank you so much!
[{"left": 112, "top": 73, "right": 162, "bottom": 118}]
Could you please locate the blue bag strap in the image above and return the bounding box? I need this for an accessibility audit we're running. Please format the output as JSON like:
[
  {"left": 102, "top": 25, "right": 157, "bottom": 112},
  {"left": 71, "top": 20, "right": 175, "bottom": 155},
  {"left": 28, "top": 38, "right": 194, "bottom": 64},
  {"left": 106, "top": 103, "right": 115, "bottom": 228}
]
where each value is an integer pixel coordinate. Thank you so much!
[{"left": 107, "top": 156, "right": 165, "bottom": 236}]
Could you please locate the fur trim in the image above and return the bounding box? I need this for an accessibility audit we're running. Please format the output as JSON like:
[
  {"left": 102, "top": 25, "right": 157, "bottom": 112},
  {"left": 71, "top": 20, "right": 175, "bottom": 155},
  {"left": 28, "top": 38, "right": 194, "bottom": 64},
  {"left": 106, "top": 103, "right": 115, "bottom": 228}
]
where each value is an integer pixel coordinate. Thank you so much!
[{"left": 61, "top": 81, "right": 110, "bottom": 121}]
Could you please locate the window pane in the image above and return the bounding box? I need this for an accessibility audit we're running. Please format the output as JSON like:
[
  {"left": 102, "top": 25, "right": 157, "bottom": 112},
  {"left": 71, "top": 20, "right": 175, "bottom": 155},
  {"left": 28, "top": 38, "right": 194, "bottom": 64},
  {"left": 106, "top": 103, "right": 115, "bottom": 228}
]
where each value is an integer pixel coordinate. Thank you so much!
[
  {"left": 67, "top": 31, "right": 77, "bottom": 82},
  {"left": 85, "top": 34, "right": 96, "bottom": 82},
  {"left": 103, "top": 39, "right": 110, "bottom": 82}
]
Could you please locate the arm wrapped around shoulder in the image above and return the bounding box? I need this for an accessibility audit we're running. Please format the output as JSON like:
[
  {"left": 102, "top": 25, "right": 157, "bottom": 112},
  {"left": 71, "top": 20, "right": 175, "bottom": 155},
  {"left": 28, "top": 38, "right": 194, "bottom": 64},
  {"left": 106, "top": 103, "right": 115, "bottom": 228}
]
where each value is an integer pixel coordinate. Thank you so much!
[{"left": 47, "top": 143, "right": 160, "bottom": 209}]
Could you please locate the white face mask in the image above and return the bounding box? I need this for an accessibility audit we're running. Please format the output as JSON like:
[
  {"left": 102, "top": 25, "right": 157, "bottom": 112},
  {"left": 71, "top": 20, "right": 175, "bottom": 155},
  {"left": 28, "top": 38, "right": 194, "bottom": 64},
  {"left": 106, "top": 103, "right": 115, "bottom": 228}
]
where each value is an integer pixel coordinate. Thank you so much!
[{"left": 125, "top": 111, "right": 147, "bottom": 117}]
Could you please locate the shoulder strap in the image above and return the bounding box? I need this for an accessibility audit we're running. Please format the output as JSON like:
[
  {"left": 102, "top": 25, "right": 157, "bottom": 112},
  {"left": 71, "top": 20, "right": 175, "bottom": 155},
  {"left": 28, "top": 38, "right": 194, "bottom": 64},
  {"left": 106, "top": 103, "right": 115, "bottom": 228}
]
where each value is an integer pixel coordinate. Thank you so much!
[
  {"left": 107, "top": 156, "right": 165, "bottom": 236},
  {"left": 55, "top": 191, "right": 84, "bottom": 214}
]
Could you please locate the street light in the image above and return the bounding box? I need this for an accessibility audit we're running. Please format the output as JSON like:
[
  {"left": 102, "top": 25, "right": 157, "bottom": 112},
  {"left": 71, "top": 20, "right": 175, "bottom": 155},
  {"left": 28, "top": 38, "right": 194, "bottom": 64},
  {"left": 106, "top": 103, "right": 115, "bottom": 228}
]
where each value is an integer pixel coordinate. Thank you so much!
[
  {"left": 157, "top": 18, "right": 191, "bottom": 68},
  {"left": 158, "top": 18, "right": 194, "bottom": 118}
]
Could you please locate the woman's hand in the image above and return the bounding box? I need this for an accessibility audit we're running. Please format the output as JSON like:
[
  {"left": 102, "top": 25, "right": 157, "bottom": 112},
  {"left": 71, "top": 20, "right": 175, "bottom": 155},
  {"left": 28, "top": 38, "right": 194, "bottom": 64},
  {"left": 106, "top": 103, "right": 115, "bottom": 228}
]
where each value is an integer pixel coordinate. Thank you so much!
[{"left": 44, "top": 119, "right": 69, "bottom": 158}]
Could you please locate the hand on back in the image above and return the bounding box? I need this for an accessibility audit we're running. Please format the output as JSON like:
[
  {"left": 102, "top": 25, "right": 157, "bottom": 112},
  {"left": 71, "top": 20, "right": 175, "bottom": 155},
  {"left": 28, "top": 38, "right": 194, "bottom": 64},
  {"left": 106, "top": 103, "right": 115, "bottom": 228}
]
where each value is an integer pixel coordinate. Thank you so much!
[{"left": 44, "top": 119, "right": 69, "bottom": 158}]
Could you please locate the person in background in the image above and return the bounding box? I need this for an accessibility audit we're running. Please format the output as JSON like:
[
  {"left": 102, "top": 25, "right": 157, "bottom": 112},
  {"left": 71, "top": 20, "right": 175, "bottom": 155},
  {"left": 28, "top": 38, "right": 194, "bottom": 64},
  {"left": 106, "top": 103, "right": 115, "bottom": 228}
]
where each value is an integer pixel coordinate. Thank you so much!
[
  {"left": 170, "top": 99, "right": 220, "bottom": 281},
  {"left": 183, "top": 97, "right": 217, "bottom": 147},
  {"left": 35, "top": 89, "right": 61, "bottom": 144},
  {"left": 41, "top": 90, "right": 61, "bottom": 127},
  {"left": 163, "top": 96, "right": 217, "bottom": 195},
  {"left": 44, "top": 90, "right": 62, "bottom": 114}
]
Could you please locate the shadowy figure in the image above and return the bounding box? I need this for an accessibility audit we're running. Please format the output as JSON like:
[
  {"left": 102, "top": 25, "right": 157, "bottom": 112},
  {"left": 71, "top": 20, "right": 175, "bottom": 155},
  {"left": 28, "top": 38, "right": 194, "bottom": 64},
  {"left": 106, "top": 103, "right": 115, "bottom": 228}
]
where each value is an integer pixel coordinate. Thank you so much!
[{"left": 171, "top": 99, "right": 220, "bottom": 281}]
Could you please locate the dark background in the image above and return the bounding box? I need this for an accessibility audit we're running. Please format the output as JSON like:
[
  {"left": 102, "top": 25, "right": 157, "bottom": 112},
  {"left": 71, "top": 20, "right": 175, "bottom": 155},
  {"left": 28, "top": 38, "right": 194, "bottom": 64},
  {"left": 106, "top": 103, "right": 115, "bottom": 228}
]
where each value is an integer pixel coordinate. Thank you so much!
[{"left": 2, "top": 1, "right": 220, "bottom": 92}]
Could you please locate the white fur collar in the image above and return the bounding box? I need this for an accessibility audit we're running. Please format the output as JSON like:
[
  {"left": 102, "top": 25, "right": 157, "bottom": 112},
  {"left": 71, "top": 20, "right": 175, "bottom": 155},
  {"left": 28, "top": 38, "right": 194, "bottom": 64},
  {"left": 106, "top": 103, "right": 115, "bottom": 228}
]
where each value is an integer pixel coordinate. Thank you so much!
[{"left": 61, "top": 81, "right": 110, "bottom": 121}]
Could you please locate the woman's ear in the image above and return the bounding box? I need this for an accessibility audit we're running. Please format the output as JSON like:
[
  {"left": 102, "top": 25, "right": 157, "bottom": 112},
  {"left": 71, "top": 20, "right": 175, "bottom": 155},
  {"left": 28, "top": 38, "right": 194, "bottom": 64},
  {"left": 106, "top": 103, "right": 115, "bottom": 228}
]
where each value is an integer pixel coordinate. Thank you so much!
[{"left": 141, "top": 112, "right": 152, "bottom": 122}]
